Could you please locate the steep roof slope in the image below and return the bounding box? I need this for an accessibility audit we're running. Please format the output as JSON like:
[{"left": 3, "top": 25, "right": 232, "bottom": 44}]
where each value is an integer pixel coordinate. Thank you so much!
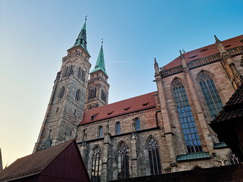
[
  {"left": 80, "top": 92, "right": 157, "bottom": 125},
  {"left": 0, "top": 140, "right": 73, "bottom": 181},
  {"left": 164, "top": 35, "right": 243, "bottom": 70}
]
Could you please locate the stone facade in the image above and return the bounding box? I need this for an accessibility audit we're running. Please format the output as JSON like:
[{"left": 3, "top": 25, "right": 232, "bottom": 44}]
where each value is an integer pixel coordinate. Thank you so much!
[{"left": 35, "top": 22, "right": 243, "bottom": 182}]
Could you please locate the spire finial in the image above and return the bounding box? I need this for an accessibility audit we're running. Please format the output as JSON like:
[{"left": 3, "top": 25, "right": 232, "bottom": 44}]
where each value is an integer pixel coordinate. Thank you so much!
[
  {"left": 179, "top": 50, "right": 183, "bottom": 55},
  {"left": 101, "top": 38, "right": 103, "bottom": 45},
  {"left": 85, "top": 15, "right": 88, "bottom": 22},
  {"left": 214, "top": 35, "right": 220, "bottom": 43}
]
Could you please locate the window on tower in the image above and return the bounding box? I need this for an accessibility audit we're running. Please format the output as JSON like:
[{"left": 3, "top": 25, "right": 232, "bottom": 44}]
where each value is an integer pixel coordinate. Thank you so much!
[
  {"left": 101, "top": 90, "right": 106, "bottom": 102},
  {"left": 58, "top": 86, "right": 65, "bottom": 99},
  {"left": 75, "top": 89, "right": 81, "bottom": 101},
  {"left": 82, "top": 70, "right": 86, "bottom": 81},
  {"left": 89, "top": 87, "right": 96, "bottom": 99},
  {"left": 78, "top": 67, "right": 82, "bottom": 78},
  {"left": 172, "top": 79, "right": 202, "bottom": 153}
]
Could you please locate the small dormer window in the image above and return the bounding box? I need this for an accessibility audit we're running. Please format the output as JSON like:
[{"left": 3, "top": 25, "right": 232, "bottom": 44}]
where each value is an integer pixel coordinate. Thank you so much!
[
  {"left": 91, "top": 114, "right": 98, "bottom": 121},
  {"left": 142, "top": 102, "right": 149, "bottom": 106},
  {"left": 124, "top": 107, "right": 131, "bottom": 111}
]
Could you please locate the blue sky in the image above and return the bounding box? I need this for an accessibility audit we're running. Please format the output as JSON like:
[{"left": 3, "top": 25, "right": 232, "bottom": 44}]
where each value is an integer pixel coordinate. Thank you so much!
[{"left": 0, "top": 0, "right": 242, "bottom": 167}]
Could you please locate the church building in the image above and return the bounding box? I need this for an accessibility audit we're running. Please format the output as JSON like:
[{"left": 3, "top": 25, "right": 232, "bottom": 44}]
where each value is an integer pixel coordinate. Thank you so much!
[{"left": 34, "top": 20, "right": 243, "bottom": 182}]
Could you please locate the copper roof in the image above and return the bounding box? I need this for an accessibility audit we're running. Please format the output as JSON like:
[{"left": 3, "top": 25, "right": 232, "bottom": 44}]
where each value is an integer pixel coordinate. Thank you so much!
[
  {"left": 164, "top": 35, "right": 243, "bottom": 70},
  {"left": 0, "top": 140, "right": 73, "bottom": 181},
  {"left": 80, "top": 92, "right": 157, "bottom": 125}
]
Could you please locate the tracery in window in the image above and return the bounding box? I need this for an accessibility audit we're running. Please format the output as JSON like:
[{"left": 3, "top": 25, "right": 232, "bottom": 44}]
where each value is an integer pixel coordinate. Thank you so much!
[
  {"left": 198, "top": 71, "right": 223, "bottom": 119},
  {"left": 98, "top": 126, "right": 103, "bottom": 138},
  {"left": 115, "top": 122, "right": 121, "bottom": 135},
  {"left": 75, "top": 89, "right": 81, "bottom": 101},
  {"left": 91, "top": 146, "right": 102, "bottom": 182},
  {"left": 228, "top": 152, "right": 241, "bottom": 165},
  {"left": 64, "top": 66, "right": 69, "bottom": 76},
  {"left": 101, "top": 89, "right": 106, "bottom": 102},
  {"left": 89, "top": 87, "right": 97, "bottom": 99},
  {"left": 135, "top": 118, "right": 140, "bottom": 131},
  {"left": 172, "top": 79, "right": 202, "bottom": 153},
  {"left": 117, "top": 142, "right": 129, "bottom": 179},
  {"left": 58, "top": 86, "right": 65, "bottom": 99},
  {"left": 147, "top": 136, "right": 162, "bottom": 175}
]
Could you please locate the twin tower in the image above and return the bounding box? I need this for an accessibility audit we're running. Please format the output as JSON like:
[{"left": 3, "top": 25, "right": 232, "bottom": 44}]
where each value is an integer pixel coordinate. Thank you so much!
[{"left": 34, "top": 20, "right": 109, "bottom": 152}]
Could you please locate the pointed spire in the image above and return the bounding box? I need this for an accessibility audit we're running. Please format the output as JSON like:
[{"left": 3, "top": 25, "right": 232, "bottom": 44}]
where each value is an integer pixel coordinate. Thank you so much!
[
  {"left": 72, "top": 17, "right": 88, "bottom": 52},
  {"left": 154, "top": 58, "right": 159, "bottom": 74},
  {"left": 214, "top": 35, "right": 221, "bottom": 43},
  {"left": 91, "top": 40, "right": 108, "bottom": 76}
]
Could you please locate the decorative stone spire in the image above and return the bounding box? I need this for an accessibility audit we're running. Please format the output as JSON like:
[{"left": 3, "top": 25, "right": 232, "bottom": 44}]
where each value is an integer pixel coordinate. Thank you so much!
[
  {"left": 91, "top": 40, "right": 108, "bottom": 76},
  {"left": 72, "top": 17, "right": 88, "bottom": 52},
  {"left": 154, "top": 58, "right": 159, "bottom": 74},
  {"left": 214, "top": 35, "right": 227, "bottom": 54}
]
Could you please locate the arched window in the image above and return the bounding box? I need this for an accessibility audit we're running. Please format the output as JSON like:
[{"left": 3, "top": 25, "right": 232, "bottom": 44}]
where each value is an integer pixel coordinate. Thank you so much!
[
  {"left": 75, "top": 89, "right": 81, "bottom": 101},
  {"left": 78, "top": 67, "right": 82, "bottom": 78},
  {"left": 172, "top": 79, "right": 202, "bottom": 153},
  {"left": 115, "top": 122, "right": 121, "bottom": 135},
  {"left": 135, "top": 118, "right": 140, "bottom": 131},
  {"left": 118, "top": 142, "right": 129, "bottom": 179},
  {"left": 98, "top": 126, "right": 103, "bottom": 138},
  {"left": 198, "top": 71, "right": 223, "bottom": 119},
  {"left": 82, "top": 70, "right": 86, "bottom": 81},
  {"left": 58, "top": 86, "right": 65, "bottom": 99},
  {"left": 91, "top": 146, "right": 102, "bottom": 182},
  {"left": 89, "top": 87, "right": 96, "bottom": 99},
  {"left": 147, "top": 136, "right": 161, "bottom": 175},
  {"left": 101, "top": 90, "right": 107, "bottom": 102},
  {"left": 64, "top": 66, "right": 69, "bottom": 76}
]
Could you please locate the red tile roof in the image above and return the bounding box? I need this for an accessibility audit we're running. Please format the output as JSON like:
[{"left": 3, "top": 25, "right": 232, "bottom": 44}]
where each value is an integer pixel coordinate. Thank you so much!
[
  {"left": 0, "top": 140, "right": 73, "bottom": 181},
  {"left": 164, "top": 35, "right": 243, "bottom": 70},
  {"left": 80, "top": 92, "right": 157, "bottom": 125}
]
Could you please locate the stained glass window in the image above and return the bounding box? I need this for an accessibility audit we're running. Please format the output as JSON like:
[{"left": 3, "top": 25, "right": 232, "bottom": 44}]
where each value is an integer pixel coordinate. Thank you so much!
[
  {"left": 91, "top": 146, "right": 102, "bottom": 182},
  {"left": 198, "top": 71, "right": 223, "bottom": 119},
  {"left": 118, "top": 142, "right": 129, "bottom": 179},
  {"left": 172, "top": 79, "right": 202, "bottom": 153},
  {"left": 148, "top": 137, "right": 161, "bottom": 175}
]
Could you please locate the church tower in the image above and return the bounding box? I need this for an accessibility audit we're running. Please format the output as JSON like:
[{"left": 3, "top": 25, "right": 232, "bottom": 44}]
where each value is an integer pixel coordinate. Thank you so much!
[
  {"left": 85, "top": 41, "right": 109, "bottom": 109},
  {"left": 34, "top": 19, "right": 91, "bottom": 152}
]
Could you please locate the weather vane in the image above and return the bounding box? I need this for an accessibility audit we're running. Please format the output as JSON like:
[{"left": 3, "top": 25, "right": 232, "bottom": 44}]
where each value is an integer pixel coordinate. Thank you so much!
[
  {"left": 101, "top": 38, "right": 104, "bottom": 44},
  {"left": 85, "top": 15, "right": 88, "bottom": 21}
]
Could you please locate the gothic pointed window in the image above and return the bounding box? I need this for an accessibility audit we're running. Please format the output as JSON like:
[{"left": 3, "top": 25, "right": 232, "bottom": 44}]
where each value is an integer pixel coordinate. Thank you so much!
[
  {"left": 89, "top": 87, "right": 96, "bottom": 99},
  {"left": 172, "top": 79, "right": 202, "bottom": 153},
  {"left": 115, "top": 122, "right": 121, "bottom": 135},
  {"left": 198, "top": 71, "right": 223, "bottom": 119},
  {"left": 228, "top": 152, "right": 241, "bottom": 165},
  {"left": 101, "top": 89, "right": 107, "bottom": 102},
  {"left": 78, "top": 67, "right": 82, "bottom": 78},
  {"left": 98, "top": 126, "right": 103, "bottom": 138},
  {"left": 117, "top": 142, "right": 129, "bottom": 179},
  {"left": 82, "top": 70, "right": 85, "bottom": 81},
  {"left": 58, "top": 86, "right": 65, "bottom": 99},
  {"left": 147, "top": 136, "right": 162, "bottom": 175},
  {"left": 91, "top": 146, "right": 102, "bottom": 182},
  {"left": 135, "top": 118, "right": 140, "bottom": 131},
  {"left": 64, "top": 66, "right": 69, "bottom": 77},
  {"left": 75, "top": 89, "right": 81, "bottom": 101}
]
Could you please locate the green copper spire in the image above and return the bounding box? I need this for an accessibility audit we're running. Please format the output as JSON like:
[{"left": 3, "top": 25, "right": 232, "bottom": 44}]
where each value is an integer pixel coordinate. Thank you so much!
[
  {"left": 91, "top": 41, "right": 108, "bottom": 76},
  {"left": 72, "top": 17, "right": 88, "bottom": 51}
]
